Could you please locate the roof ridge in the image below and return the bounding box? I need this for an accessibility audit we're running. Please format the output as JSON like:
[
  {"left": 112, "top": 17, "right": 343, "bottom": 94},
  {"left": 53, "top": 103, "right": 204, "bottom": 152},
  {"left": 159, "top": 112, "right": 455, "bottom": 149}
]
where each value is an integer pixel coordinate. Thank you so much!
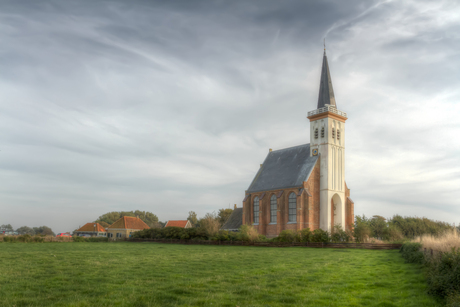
[{"left": 269, "top": 143, "right": 309, "bottom": 153}]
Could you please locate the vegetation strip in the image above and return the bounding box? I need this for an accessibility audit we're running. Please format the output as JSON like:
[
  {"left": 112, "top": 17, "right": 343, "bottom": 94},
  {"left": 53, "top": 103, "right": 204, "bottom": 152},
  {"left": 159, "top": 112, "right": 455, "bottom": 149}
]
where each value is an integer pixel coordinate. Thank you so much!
[{"left": 130, "top": 238, "right": 402, "bottom": 249}]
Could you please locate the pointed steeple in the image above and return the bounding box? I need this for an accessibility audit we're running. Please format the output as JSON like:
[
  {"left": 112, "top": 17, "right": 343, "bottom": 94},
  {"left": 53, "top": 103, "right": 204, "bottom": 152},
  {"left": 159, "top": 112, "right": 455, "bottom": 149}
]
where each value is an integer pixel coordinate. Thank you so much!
[{"left": 317, "top": 48, "right": 336, "bottom": 109}]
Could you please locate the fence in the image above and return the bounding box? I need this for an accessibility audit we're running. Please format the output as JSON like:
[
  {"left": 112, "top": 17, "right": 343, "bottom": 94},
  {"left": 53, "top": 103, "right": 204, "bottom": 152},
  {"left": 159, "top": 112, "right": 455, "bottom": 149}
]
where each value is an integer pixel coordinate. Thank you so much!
[{"left": 129, "top": 238, "right": 402, "bottom": 250}]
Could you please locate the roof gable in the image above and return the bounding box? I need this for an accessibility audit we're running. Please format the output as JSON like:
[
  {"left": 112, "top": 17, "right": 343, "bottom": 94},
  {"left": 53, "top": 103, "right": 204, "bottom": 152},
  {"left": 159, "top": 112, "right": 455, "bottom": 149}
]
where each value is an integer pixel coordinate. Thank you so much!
[
  {"left": 76, "top": 223, "right": 106, "bottom": 232},
  {"left": 108, "top": 216, "right": 150, "bottom": 230},
  {"left": 220, "top": 208, "right": 242, "bottom": 231},
  {"left": 247, "top": 144, "right": 318, "bottom": 193}
]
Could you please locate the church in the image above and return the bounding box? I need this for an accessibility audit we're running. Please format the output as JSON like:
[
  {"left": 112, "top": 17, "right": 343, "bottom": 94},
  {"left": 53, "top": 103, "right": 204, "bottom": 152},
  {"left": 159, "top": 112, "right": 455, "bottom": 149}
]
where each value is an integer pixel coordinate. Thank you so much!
[{"left": 222, "top": 49, "right": 354, "bottom": 237}]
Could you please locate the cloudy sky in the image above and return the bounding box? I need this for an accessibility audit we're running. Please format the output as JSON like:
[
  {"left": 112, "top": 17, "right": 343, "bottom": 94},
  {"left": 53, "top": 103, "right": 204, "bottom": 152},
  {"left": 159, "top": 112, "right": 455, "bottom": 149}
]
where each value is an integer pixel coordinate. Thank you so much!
[{"left": 1, "top": 0, "right": 459, "bottom": 233}]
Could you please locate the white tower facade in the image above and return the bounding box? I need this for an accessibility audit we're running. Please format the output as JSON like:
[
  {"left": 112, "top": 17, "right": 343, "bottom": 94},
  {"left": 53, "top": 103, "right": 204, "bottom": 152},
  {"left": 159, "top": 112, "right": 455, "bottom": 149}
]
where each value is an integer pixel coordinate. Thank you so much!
[{"left": 307, "top": 50, "right": 348, "bottom": 231}]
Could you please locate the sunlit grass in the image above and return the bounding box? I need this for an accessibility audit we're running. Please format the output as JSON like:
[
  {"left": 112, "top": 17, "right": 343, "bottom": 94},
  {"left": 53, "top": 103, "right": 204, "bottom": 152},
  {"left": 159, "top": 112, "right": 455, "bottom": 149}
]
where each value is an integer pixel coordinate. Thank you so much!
[{"left": 0, "top": 243, "right": 440, "bottom": 306}]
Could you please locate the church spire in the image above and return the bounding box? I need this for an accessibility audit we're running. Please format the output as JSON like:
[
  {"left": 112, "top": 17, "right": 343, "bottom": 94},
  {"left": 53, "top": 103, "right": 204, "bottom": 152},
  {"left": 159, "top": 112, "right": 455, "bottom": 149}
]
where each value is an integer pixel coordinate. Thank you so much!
[{"left": 317, "top": 47, "right": 336, "bottom": 109}]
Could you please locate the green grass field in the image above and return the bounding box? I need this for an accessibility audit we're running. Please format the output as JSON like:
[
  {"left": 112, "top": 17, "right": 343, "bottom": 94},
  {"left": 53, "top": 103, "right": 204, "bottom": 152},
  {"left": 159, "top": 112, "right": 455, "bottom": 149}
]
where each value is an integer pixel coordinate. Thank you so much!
[{"left": 0, "top": 243, "right": 439, "bottom": 307}]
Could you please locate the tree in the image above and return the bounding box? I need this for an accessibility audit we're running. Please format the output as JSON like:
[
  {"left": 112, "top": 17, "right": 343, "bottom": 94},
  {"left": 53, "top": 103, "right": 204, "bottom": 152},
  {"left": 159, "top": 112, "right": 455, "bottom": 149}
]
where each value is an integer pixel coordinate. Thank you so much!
[
  {"left": 95, "top": 210, "right": 159, "bottom": 228},
  {"left": 354, "top": 215, "right": 371, "bottom": 242},
  {"left": 217, "top": 208, "right": 234, "bottom": 226},
  {"left": 33, "top": 226, "right": 55, "bottom": 236},
  {"left": 16, "top": 226, "right": 35, "bottom": 235},
  {"left": 187, "top": 211, "right": 198, "bottom": 227},
  {"left": 370, "top": 215, "right": 387, "bottom": 239},
  {"left": 98, "top": 221, "right": 110, "bottom": 228},
  {"left": 0, "top": 224, "right": 14, "bottom": 232},
  {"left": 198, "top": 212, "right": 220, "bottom": 236}
]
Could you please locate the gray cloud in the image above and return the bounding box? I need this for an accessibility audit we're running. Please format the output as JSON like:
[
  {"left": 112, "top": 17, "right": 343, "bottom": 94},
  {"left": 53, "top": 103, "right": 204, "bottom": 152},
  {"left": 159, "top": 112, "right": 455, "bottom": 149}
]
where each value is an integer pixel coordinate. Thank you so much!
[{"left": 1, "top": 0, "right": 459, "bottom": 233}]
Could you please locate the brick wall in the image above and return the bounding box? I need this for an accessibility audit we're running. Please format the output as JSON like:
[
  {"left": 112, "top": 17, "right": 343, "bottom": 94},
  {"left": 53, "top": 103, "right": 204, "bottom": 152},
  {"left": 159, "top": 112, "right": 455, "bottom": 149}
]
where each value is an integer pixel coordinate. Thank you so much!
[{"left": 242, "top": 158, "right": 322, "bottom": 237}]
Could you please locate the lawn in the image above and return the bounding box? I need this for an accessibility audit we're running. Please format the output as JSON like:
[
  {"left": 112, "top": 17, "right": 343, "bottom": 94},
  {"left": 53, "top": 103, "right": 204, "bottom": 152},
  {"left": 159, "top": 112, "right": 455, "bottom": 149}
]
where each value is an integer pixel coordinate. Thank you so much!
[{"left": 0, "top": 243, "right": 439, "bottom": 307}]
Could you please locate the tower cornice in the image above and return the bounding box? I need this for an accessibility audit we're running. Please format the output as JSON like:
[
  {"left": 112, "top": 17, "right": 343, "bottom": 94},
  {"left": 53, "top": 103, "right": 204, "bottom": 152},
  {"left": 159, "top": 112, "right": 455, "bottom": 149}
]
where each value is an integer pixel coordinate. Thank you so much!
[{"left": 307, "top": 106, "right": 347, "bottom": 122}]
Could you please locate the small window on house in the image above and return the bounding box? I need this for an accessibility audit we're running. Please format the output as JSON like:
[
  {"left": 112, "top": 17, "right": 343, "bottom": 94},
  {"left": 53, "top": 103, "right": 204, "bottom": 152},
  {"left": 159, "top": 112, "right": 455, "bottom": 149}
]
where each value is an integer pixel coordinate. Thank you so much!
[
  {"left": 288, "top": 193, "right": 297, "bottom": 222},
  {"left": 332, "top": 128, "right": 335, "bottom": 139},
  {"left": 270, "top": 195, "right": 277, "bottom": 223},
  {"left": 314, "top": 128, "right": 318, "bottom": 139},
  {"left": 253, "top": 197, "right": 259, "bottom": 224},
  {"left": 337, "top": 130, "right": 341, "bottom": 140},
  {"left": 321, "top": 127, "right": 325, "bottom": 138}
]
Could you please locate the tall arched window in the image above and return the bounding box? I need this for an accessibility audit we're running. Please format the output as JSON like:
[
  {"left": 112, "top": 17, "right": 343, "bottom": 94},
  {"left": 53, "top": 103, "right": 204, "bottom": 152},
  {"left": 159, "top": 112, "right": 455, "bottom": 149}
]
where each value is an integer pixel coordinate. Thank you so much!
[
  {"left": 288, "top": 193, "right": 297, "bottom": 222},
  {"left": 270, "top": 195, "right": 277, "bottom": 223},
  {"left": 253, "top": 197, "right": 259, "bottom": 224}
]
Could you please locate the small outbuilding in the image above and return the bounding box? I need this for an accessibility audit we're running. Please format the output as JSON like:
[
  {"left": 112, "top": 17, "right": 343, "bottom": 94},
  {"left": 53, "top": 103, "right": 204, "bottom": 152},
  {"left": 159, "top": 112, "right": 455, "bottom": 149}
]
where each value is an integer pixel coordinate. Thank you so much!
[
  {"left": 164, "top": 220, "right": 192, "bottom": 228},
  {"left": 107, "top": 216, "right": 150, "bottom": 240},
  {"left": 74, "top": 223, "right": 107, "bottom": 237}
]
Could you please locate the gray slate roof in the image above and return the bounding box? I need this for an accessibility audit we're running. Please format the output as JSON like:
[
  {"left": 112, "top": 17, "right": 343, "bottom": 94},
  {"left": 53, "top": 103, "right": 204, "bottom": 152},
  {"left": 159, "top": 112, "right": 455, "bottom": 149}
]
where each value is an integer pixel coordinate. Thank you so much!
[
  {"left": 220, "top": 208, "right": 243, "bottom": 231},
  {"left": 317, "top": 51, "right": 337, "bottom": 109},
  {"left": 247, "top": 144, "right": 318, "bottom": 193}
]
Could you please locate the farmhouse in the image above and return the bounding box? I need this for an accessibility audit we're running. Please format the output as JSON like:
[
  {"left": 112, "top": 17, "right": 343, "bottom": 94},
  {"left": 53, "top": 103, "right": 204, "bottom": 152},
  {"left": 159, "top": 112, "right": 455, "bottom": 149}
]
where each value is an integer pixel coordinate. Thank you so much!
[
  {"left": 107, "top": 216, "right": 150, "bottom": 240},
  {"left": 164, "top": 220, "right": 192, "bottom": 228},
  {"left": 74, "top": 223, "right": 107, "bottom": 237},
  {"left": 223, "top": 49, "right": 355, "bottom": 237}
]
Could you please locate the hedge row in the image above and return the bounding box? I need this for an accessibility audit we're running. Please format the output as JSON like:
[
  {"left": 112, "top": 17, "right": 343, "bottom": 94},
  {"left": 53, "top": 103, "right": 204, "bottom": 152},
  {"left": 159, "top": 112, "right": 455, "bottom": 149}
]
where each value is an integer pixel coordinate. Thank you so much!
[
  {"left": 400, "top": 242, "right": 460, "bottom": 306},
  {"left": 1, "top": 235, "right": 108, "bottom": 243},
  {"left": 132, "top": 226, "right": 351, "bottom": 243}
]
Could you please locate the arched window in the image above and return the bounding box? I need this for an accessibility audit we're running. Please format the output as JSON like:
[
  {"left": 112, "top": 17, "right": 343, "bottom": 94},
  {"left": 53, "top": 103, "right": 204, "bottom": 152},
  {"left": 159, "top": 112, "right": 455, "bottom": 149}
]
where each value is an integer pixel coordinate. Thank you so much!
[
  {"left": 321, "top": 127, "right": 325, "bottom": 138},
  {"left": 253, "top": 197, "right": 259, "bottom": 224},
  {"left": 270, "top": 195, "right": 277, "bottom": 223},
  {"left": 314, "top": 128, "right": 318, "bottom": 139},
  {"left": 288, "top": 193, "right": 297, "bottom": 222},
  {"left": 337, "top": 129, "right": 341, "bottom": 141},
  {"left": 332, "top": 128, "right": 335, "bottom": 139}
]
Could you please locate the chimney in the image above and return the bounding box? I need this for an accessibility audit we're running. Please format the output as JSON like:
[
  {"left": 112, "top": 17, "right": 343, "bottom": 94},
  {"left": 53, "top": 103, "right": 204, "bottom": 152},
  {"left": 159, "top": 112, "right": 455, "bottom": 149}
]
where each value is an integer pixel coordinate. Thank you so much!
[
  {"left": 234, "top": 204, "right": 237, "bottom": 209},
  {"left": 136, "top": 215, "right": 139, "bottom": 219},
  {"left": 269, "top": 148, "right": 272, "bottom": 152}
]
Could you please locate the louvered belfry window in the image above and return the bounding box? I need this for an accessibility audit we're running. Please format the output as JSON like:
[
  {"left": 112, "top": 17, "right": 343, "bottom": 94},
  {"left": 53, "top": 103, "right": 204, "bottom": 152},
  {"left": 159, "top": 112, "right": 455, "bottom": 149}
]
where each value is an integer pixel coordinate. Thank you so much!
[
  {"left": 332, "top": 128, "right": 335, "bottom": 138},
  {"left": 288, "top": 193, "right": 297, "bottom": 222},
  {"left": 314, "top": 128, "right": 318, "bottom": 139},
  {"left": 270, "top": 195, "right": 277, "bottom": 223},
  {"left": 321, "top": 127, "right": 325, "bottom": 138},
  {"left": 253, "top": 197, "right": 259, "bottom": 224},
  {"left": 337, "top": 130, "right": 341, "bottom": 140}
]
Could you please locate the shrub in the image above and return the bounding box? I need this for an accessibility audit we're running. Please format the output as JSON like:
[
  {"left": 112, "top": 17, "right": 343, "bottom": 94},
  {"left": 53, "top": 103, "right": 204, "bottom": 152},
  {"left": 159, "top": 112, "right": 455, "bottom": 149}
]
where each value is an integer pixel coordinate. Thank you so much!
[
  {"left": 311, "top": 229, "right": 330, "bottom": 243},
  {"left": 426, "top": 248, "right": 460, "bottom": 299},
  {"left": 237, "top": 225, "right": 260, "bottom": 242},
  {"left": 331, "top": 226, "right": 352, "bottom": 243},
  {"left": 399, "top": 242, "right": 424, "bottom": 264},
  {"left": 299, "top": 228, "right": 312, "bottom": 242},
  {"left": 277, "top": 230, "right": 300, "bottom": 243}
]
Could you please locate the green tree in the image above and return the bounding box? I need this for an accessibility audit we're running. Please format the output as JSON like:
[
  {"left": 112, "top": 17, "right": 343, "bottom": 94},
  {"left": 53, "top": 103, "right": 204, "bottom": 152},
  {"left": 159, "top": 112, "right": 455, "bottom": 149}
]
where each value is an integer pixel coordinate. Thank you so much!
[
  {"left": 354, "top": 215, "right": 371, "bottom": 242},
  {"left": 187, "top": 211, "right": 198, "bottom": 227},
  {"left": 217, "top": 208, "right": 234, "bottom": 226},
  {"left": 98, "top": 221, "right": 110, "bottom": 228},
  {"left": 33, "top": 226, "right": 55, "bottom": 236},
  {"left": 95, "top": 210, "right": 159, "bottom": 228},
  {"left": 16, "top": 226, "right": 35, "bottom": 235},
  {"left": 0, "top": 224, "right": 14, "bottom": 232},
  {"left": 370, "top": 215, "right": 387, "bottom": 239}
]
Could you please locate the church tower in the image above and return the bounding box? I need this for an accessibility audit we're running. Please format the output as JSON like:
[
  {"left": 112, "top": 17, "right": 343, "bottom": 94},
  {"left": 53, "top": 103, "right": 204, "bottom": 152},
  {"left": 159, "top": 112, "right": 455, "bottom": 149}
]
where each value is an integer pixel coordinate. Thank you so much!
[{"left": 307, "top": 48, "right": 348, "bottom": 231}]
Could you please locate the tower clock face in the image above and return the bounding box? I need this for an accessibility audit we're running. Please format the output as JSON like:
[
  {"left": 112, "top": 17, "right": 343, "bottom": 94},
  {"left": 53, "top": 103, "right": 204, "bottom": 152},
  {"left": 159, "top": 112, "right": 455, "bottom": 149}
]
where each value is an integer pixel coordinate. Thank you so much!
[{"left": 312, "top": 149, "right": 318, "bottom": 156}]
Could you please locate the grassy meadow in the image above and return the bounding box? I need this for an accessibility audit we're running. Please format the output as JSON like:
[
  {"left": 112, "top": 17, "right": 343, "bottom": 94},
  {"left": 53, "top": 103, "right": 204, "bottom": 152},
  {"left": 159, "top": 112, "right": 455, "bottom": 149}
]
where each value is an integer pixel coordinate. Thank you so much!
[{"left": 0, "top": 243, "right": 440, "bottom": 307}]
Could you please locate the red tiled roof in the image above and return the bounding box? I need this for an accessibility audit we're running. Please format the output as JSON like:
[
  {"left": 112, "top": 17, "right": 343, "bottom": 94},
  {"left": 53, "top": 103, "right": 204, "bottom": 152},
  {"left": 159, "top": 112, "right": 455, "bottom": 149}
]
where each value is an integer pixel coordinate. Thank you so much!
[
  {"left": 107, "top": 216, "right": 150, "bottom": 230},
  {"left": 165, "top": 220, "right": 190, "bottom": 228},
  {"left": 76, "top": 223, "right": 107, "bottom": 232}
]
